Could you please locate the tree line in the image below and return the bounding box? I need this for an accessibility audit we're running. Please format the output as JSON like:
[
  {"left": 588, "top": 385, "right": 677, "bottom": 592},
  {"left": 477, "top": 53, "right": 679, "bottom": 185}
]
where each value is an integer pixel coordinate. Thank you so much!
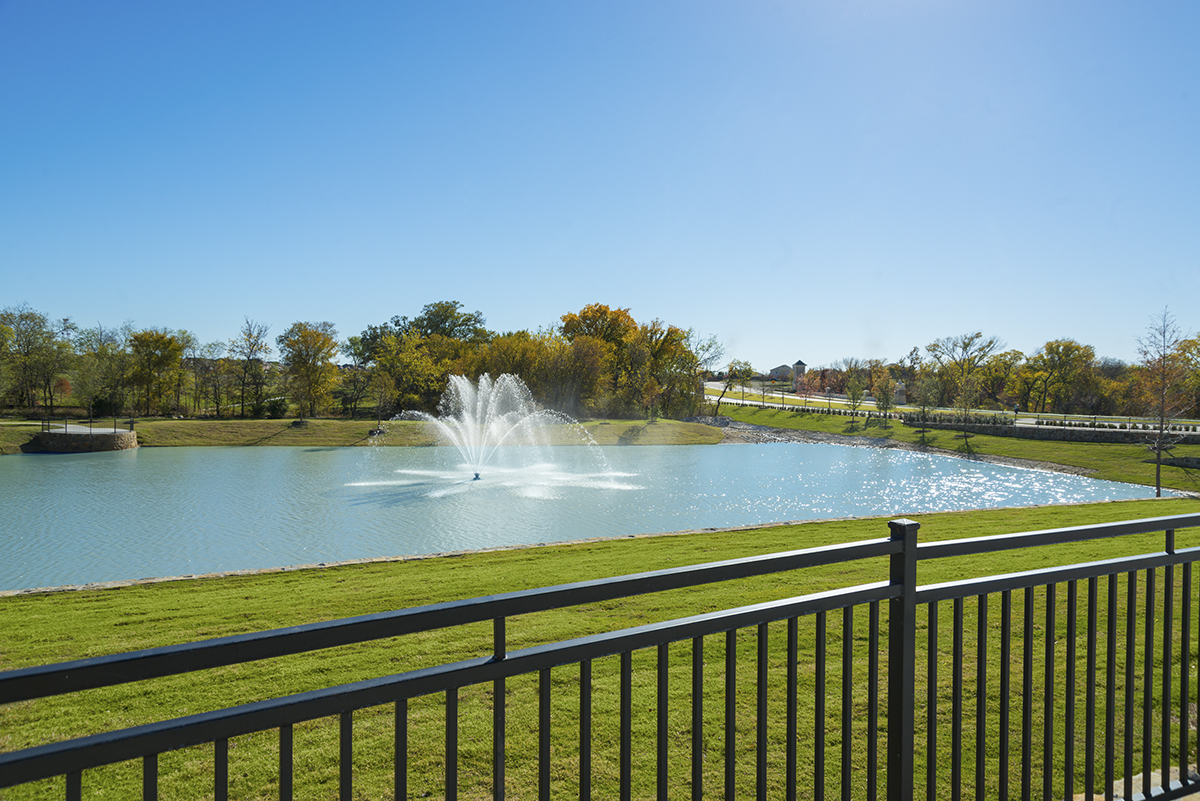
[
  {"left": 0, "top": 301, "right": 723, "bottom": 422},
  {"left": 782, "top": 312, "right": 1200, "bottom": 423}
]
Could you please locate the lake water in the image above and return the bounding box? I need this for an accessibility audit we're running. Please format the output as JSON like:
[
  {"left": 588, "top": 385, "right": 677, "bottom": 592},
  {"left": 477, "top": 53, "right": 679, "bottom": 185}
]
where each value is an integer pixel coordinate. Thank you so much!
[{"left": 0, "top": 443, "right": 1159, "bottom": 592}]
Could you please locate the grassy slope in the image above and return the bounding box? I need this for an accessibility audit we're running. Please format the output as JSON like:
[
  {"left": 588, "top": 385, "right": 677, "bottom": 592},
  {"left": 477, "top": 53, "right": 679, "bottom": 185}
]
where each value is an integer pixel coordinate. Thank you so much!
[
  {"left": 720, "top": 404, "right": 1200, "bottom": 492},
  {"left": 0, "top": 421, "right": 41, "bottom": 455},
  {"left": 13, "top": 417, "right": 722, "bottom": 449},
  {"left": 2, "top": 499, "right": 1198, "bottom": 799}
]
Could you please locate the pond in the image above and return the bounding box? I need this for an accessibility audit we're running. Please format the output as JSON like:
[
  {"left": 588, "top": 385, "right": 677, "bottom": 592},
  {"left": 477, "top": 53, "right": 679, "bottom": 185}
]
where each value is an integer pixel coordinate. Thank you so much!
[{"left": 0, "top": 443, "right": 1160, "bottom": 592}]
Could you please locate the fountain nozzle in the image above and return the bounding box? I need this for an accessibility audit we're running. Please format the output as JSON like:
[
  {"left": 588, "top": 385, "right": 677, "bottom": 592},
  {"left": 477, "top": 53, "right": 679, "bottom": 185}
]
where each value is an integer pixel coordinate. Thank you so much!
[{"left": 473, "top": 473, "right": 481, "bottom": 481}]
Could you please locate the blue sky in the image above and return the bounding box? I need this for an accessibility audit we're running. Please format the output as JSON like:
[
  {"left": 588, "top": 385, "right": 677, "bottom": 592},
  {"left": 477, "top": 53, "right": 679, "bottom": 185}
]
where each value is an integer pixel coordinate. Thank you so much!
[{"left": 2, "top": 1, "right": 1196, "bottom": 371}]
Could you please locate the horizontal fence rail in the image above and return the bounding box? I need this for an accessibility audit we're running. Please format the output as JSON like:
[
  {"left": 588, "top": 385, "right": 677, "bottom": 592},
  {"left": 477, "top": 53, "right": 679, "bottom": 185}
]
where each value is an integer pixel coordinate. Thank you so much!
[{"left": 1, "top": 512, "right": 1199, "bottom": 800}]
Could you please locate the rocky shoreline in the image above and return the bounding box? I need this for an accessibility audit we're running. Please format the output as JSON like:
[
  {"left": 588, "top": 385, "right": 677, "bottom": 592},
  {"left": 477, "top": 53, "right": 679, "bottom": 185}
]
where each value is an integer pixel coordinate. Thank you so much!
[{"left": 706, "top": 417, "right": 1097, "bottom": 476}]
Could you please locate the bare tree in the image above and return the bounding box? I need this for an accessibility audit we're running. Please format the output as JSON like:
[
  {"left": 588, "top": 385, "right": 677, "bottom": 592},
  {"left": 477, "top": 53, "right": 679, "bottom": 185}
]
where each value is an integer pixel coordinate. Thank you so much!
[
  {"left": 229, "top": 318, "right": 271, "bottom": 417},
  {"left": 926, "top": 332, "right": 1002, "bottom": 408},
  {"left": 1138, "top": 308, "right": 1189, "bottom": 497}
]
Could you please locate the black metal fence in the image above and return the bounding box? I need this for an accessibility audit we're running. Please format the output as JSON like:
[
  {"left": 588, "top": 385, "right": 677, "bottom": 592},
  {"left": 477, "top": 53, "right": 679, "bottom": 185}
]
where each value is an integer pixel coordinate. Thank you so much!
[{"left": 2, "top": 512, "right": 1199, "bottom": 800}]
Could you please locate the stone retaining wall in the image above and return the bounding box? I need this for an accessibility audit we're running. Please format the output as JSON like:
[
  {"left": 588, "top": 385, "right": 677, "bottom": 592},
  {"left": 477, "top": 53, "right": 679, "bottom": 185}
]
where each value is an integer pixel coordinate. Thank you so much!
[{"left": 29, "top": 430, "right": 139, "bottom": 453}]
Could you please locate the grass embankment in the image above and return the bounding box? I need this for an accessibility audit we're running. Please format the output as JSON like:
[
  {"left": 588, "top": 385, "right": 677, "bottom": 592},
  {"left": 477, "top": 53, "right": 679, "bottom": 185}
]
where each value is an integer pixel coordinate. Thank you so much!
[
  {"left": 0, "top": 420, "right": 40, "bottom": 455},
  {"left": 720, "top": 405, "right": 1200, "bottom": 493},
  {"left": 6, "top": 417, "right": 721, "bottom": 449},
  {"left": 2, "top": 499, "right": 1198, "bottom": 799}
]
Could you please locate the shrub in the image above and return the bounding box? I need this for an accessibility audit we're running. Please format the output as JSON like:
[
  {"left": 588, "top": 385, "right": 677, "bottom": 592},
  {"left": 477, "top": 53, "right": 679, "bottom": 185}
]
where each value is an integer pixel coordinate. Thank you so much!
[{"left": 265, "top": 398, "right": 289, "bottom": 419}]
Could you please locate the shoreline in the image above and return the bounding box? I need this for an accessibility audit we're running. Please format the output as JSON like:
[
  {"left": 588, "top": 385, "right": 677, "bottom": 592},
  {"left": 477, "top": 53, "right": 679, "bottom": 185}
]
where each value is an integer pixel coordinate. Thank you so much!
[{"left": 715, "top": 418, "right": 1097, "bottom": 476}]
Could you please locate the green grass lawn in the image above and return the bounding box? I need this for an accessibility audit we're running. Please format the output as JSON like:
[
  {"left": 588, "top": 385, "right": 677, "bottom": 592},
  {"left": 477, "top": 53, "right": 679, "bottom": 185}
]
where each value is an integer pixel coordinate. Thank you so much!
[
  {"left": 0, "top": 420, "right": 41, "bottom": 455},
  {"left": 2, "top": 498, "right": 1197, "bottom": 799}
]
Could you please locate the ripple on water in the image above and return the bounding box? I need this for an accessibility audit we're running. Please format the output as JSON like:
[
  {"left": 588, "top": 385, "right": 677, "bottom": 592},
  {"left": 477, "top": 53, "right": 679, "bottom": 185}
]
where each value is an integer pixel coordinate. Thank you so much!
[{"left": 0, "top": 443, "right": 1162, "bottom": 591}]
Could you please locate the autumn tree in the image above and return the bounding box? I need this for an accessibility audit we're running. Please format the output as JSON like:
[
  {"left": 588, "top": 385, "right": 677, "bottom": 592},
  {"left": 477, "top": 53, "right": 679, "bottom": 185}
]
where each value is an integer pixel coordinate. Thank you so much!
[
  {"left": 1020, "top": 340, "right": 1097, "bottom": 414},
  {"left": 277, "top": 321, "right": 340, "bottom": 419},
  {"left": 128, "top": 329, "right": 185, "bottom": 415}
]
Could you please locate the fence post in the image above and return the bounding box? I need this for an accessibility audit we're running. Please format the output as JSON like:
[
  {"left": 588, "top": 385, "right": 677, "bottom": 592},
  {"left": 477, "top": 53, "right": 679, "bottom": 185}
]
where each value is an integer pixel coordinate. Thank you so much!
[{"left": 887, "top": 518, "right": 920, "bottom": 801}]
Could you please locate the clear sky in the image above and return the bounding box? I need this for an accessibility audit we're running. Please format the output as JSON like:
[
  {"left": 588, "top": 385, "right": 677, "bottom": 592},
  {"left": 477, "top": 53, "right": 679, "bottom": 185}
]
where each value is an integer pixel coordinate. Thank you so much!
[{"left": 2, "top": 1, "right": 1196, "bottom": 371}]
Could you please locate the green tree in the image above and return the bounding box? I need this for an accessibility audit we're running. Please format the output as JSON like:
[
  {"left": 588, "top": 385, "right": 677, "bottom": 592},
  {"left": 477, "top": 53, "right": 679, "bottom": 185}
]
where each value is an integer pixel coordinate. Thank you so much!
[
  {"left": 0, "top": 304, "right": 75, "bottom": 413},
  {"left": 714, "top": 359, "right": 753, "bottom": 417},
  {"left": 337, "top": 336, "right": 373, "bottom": 418},
  {"left": 390, "top": 300, "right": 492, "bottom": 343},
  {"left": 871, "top": 364, "right": 895, "bottom": 423},
  {"left": 375, "top": 331, "right": 442, "bottom": 411},
  {"left": 845, "top": 372, "right": 865, "bottom": 420},
  {"left": 277, "top": 322, "right": 340, "bottom": 419},
  {"left": 229, "top": 318, "right": 271, "bottom": 417}
]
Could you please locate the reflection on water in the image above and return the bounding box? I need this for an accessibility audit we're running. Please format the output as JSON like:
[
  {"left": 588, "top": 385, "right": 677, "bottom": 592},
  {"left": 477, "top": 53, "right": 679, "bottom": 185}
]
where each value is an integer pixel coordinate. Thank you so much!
[{"left": 0, "top": 444, "right": 1159, "bottom": 591}]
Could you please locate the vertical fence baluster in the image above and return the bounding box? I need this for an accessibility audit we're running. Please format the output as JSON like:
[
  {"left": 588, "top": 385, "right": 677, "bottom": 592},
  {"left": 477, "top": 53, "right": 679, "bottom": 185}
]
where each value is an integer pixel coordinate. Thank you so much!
[
  {"left": 446, "top": 689, "right": 458, "bottom": 801},
  {"left": 1106, "top": 575, "right": 1117, "bottom": 801},
  {"left": 1182, "top": 563, "right": 1192, "bottom": 792},
  {"left": 1143, "top": 569, "right": 1155, "bottom": 796},
  {"left": 1086, "top": 577, "right": 1098, "bottom": 799},
  {"left": 66, "top": 771, "right": 81, "bottom": 801},
  {"left": 540, "top": 668, "right": 551, "bottom": 801},
  {"left": 660, "top": 642, "right": 670, "bottom": 801},
  {"left": 975, "top": 594, "right": 987, "bottom": 801},
  {"left": 1000, "top": 592, "right": 1011, "bottom": 801},
  {"left": 842, "top": 607, "right": 853, "bottom": 801},
  {"left": 281, "top": 723, "right": 293, "bottom": 801},
  {"left": 725, "top": 630, "right": 736, "bottom": 801},
  {"left": 581, "top": 659, "right": 592, "bottom": 801},
  {"left": 1043, "top": 583, "right": 1055, "bottom": 801},
  {"left": 692, "top": 636, "right": 703, "bottom": 801},
  {"left": 952, "top": 597, "right": 963, "bottom": 801},
  {"left": 816, "top": 610, "right": 826, "bottom": 801},
  {"left": 757, "top": 623, "right": 768, "bottom": 801},
  {"left": 1022, "top": 586, "right": 1033, "bottom": 801},
  {"left": 787, "top": 617, "right": 798, "bottom": 801},
  {"left": 868, "top": 601, "right": 879, "bottom": 801},
  {"left": 928, "top": 602, "right": 938, "bottom": 801},
  {"left": 142, "top": 753, "right": 157, "bottom": 801},
  {"left": 340, "top": 711, "right": 353, "bottom": 801},
  {"left": 1124, "top": 572, "right": 1137, "bottom": 796},
  {"left": 1066, "top": 581, "right": 1076, "bottom": 801},
  {"left": 1163, "top": 562, "right": 1174, "bottom": 786},
  {"left": 494, "top": 617, "right": 506, "bottom": 801},
  {"left": 215, "top": 738, "right": 228, "bottom": 801},
  {"left": 396, "top": 699, "right": 407, "bottom": 801},
  {"left": 787, "top": 618, "right": 796, "bottom": 801},
  {"left": 622, "top": 650, "right": 633, "bottom": 801}
]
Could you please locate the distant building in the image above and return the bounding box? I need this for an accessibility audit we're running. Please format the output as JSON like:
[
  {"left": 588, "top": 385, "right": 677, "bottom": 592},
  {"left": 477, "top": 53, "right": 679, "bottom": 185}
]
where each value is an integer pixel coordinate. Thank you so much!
[
  {"left": 768, "top": 364, "right": 794, "bottom": 381},
  {"left": 793, "top": 359, "right": 807, "bottom": 376}
]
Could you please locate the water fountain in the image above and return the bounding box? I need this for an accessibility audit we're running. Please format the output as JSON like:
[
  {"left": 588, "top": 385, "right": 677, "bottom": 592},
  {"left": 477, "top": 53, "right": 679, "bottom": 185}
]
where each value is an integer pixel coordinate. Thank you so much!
[{"left": 400, "top": 373, "right": 601, "bottom": 480}]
